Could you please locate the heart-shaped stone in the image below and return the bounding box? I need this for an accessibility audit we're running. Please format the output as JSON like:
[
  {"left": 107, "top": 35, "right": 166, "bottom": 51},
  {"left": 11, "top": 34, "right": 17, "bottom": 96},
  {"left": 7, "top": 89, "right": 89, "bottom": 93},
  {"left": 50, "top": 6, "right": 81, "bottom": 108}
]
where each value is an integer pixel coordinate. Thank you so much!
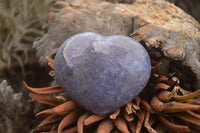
[{"left": 54, "top": 32, "right": 151, "bottom": 116}]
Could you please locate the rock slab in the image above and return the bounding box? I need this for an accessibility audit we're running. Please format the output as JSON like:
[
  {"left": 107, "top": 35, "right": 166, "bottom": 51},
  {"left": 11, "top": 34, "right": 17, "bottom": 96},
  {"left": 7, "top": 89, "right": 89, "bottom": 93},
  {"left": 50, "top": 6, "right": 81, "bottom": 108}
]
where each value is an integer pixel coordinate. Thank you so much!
[{"left": 34, "top": 0, "right": 200, "bottom": 89}]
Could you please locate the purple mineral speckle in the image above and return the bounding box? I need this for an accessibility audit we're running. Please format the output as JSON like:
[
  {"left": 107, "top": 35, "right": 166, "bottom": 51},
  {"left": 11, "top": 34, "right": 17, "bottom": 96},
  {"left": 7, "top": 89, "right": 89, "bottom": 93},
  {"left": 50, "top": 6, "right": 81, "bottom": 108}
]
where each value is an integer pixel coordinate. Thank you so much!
[{"left": 54, "top": 32, "right": 151, "bottom": 116}]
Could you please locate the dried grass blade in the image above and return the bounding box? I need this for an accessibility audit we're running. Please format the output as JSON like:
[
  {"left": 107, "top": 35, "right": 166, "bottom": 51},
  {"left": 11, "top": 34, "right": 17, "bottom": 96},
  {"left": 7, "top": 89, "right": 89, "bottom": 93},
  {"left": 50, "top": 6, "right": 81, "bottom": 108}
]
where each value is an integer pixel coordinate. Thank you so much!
[
  {"left": 77, "top": 113, "right": 90, "bottom": 133},
  {"left": 128, "top": 121, "right": 137, "bottom": 133},
  {"left": 84, "top": 115, "right": 106, "bottom": 126},
  {"left": 123, "top": 110, "right": 134, "bottom": 122},
  {"left": 172, "top": 90, "right": 200, "bottom": 102},
  {"left": 53, "top": 100, "right": 78, "bottom": 113},
  {"left": 23, "top": 81, "right": 64, "bottom": 94},
  {"left": 174, "top": 111, "right": 200, "bottom": 126},
  {"left": 144, "top": 111, "right": 157, "bottom": 133},
  {"left": 58, "top": 109, "right": 80, "bottom": 133},
  {"left": 158, "top": 115, "right": 190, "bottom": 132},
  {"left": 157, "top": 91, "right": 174, "bottom": 103},
  {"left": 36, "top": 101, "right": 77, "bottom": 116},
  {"left": 113, "top": 116, "right": 130, "bottom": 133},
  {"left": 110, "top": 109, "right": 120, "bottom": 119},
  {"left": 39, "top": 114, "right": 64, "bottom": 127},
  {"left": 36, "top": 123, "right": 58, "bottom": 132},
  {"left": 156, "top": 75, "right": 168, "bottom": 82},
  {"left": 125, "top": 101, "right": 133, "bottom": 114},
  {"left": 164, "top": 103, "right": 200, "bottom": 113},
  {"left": 29, "top": 93, "right": 60, "bottom": 106},
  {"left": 140, "top": 99, "right": 151, "bottom": 112},
  {"left": 153, "top": 83, "right": 170, "bottom": 92},
  {"left": 151, "top": 95, "right": 175, "bottom": 112},
  {"left": 135, "top": 110, "right": 145, "bottom": 133},
  {"left": 46, "top": 56, "right": 54, "bottom": 69},
  {"left": 96, "top": 119, "right": 114, "bottom": 133},
  {"left": 62, "top": 127, "right": 77, "bottom": 133}
]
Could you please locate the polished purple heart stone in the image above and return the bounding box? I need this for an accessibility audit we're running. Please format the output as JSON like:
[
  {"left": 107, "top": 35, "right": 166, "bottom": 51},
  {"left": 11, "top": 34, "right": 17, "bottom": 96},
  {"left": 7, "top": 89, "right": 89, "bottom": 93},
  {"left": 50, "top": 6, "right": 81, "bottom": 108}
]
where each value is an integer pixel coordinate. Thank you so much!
[{"left": 54, "top": 32, "right": 151, "bottom": 116}]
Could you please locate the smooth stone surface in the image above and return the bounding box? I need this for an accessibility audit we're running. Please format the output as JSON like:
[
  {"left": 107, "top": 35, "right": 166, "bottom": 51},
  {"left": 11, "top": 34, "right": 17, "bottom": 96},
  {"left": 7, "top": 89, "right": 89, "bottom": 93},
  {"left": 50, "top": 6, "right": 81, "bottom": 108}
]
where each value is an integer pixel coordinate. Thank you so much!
[{"left": 54, "top": 32, "right": 151, "bottom": 115}]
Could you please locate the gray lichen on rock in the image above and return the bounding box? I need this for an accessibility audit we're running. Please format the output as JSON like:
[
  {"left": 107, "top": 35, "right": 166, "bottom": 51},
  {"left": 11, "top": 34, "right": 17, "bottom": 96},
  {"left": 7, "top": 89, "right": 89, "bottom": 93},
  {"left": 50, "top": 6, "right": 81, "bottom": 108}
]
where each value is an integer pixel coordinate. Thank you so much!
[
  {"left": 0, "top": 80, "right": 32, "bottom": 133},
  {"left": 0, "top": 80, "right": 22, "bottom": 133},
  {"left": 0, "top": 80, "right": 23, "bottom": 111}
]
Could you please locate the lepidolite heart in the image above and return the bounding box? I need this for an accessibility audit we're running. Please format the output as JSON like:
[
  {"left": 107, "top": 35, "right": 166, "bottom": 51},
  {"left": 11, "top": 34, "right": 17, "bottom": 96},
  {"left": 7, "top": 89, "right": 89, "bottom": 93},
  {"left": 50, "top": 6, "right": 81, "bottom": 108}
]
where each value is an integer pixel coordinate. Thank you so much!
[{"left": 54, "top": 32, "right": 151, "bottom": 116}]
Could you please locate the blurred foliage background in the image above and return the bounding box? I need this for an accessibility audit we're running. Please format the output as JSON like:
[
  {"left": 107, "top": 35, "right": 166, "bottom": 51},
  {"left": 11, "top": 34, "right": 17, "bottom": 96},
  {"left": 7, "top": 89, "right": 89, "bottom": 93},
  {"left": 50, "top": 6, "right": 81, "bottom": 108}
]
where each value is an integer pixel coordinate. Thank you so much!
[
  {"left": 0, "top": 0, "right": 54, "bottom": 76},
  {"left": 0, "top": 1, "right": 55, "bottom": 132}
]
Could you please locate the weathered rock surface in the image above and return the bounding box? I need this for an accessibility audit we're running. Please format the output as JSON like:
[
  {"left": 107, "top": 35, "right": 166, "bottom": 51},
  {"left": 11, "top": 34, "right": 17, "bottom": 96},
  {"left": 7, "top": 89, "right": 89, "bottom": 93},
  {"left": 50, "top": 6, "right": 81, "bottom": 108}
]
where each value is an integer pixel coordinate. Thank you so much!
[
  {"left": 34, "top": 0, "right": 200, "bottom": 89},
  {"left": 170, "top": 0, "right": 200, "bottom": 23}
]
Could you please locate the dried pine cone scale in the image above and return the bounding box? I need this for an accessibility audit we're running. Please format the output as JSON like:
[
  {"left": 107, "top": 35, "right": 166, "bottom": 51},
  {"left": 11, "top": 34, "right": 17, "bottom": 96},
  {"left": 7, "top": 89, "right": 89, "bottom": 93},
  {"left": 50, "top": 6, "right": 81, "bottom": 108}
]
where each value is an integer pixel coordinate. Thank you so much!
[
  {"left": 24, "top": 56, "right": 200, "bottom": 133},
  {"left": 24, "top": 32, "right": 200, "bottom": 132}
]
